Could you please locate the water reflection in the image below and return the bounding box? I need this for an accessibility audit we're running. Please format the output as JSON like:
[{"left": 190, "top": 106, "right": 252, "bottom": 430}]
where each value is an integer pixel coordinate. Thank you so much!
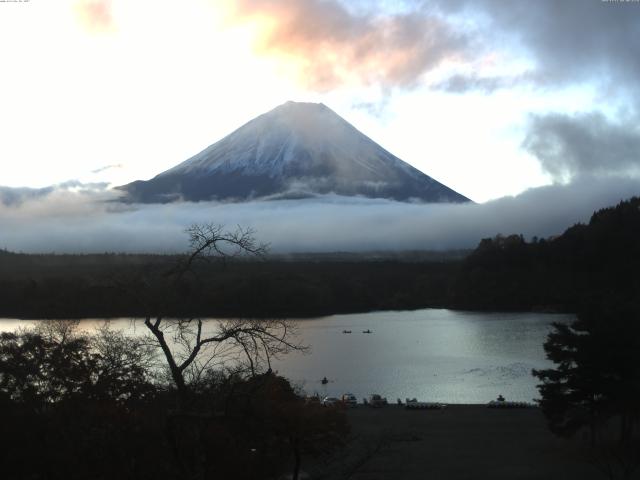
[
  {"left": 269, "top": 310, "right": 572, "bottom": 403},
  {"left": 0, "top": 309, "right": 572, "bottom": 404}
]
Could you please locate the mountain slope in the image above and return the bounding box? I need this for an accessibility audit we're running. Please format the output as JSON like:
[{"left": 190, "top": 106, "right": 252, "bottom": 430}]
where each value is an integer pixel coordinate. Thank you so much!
[{"left": 119, "top": 101, "right": 470, "bottom": 203}]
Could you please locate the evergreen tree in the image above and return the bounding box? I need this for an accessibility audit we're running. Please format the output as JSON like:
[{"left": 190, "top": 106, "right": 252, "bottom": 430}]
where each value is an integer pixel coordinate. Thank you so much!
[{"left": 533, "top": 301, "right": 640, "bottom": 445}]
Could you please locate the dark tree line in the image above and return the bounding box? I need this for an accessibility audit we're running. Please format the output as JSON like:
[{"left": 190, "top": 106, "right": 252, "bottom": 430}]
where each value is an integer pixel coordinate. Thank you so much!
[
  {"left": 452, "top": 197, "right": 640, "bottom": 311},
  {"left": 0, "top": 322, "right": 348, "bottom": 480},
  {"left": 0, "top": 224, "right": 350, "bottom": 480},
  {"left": 0, "top": 322, "right": 164, "bottom": 480},
  {"left": 0, "top": 254, "right": 460, "bottom": 319},
  {"left": 1, "top": 197, "right": 639, "bottom": 319}
]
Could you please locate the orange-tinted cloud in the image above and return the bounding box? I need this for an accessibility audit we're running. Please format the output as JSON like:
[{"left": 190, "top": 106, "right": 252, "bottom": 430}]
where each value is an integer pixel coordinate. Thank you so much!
[
  {"left": 229, "top": 0, "right": 469, "bottom": 92},
  {"left": 75, "top": 0, "right": 114, "bottom": 33}
]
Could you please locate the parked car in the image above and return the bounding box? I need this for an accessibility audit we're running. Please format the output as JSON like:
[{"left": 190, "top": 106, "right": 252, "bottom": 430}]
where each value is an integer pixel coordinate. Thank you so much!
[
  {"left": 322, "top": 396, "right": 341, "bottom": 407},
  {"left": 367, "top": 394, "right": 388, "bottom": 407},
  {"left": 341, "top": 393, "right": 357, "bottom": 407}
]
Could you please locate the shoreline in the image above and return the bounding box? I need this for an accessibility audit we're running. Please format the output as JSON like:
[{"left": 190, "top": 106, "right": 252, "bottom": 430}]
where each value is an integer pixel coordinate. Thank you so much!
[{"left": 0, "top": 304, "right": 574, "bottom": 321}]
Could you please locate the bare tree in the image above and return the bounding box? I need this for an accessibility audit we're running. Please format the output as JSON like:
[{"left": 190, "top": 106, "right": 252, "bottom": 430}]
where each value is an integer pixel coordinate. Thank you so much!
[
  {"left": 143, "top": 316, "right": 305, "bottom": 407},
  {"left": 141, "top": 224, "right": 307, "bottom": 400},
  {"left": 134, "top": 224, "right": 310, "bottom": 479},
  {"left": 33, "top": 319, "right": 81, "bottom": 345},
  {"left": 170, "top": 223, "right": 268, "bottom": 280}
]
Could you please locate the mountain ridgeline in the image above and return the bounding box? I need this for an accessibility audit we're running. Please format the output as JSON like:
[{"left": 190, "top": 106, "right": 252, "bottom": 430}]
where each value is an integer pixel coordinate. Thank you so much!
[{"left": 119, "top": 101, "right": 470, "bottom": 203}]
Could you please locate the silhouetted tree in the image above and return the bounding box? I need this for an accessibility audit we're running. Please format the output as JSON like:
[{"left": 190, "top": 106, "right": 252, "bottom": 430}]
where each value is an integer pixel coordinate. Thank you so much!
[
  {"left": 534, "top": 302, "right": 640, "bottom": 439},
  {"left": 453, "top": 196, "right": 640, "bottom": 312},
  {"left": 140, "top": 224, "right": 306, "bottom": 402},
  {"left": 0, "top": 322, "right": 165, "bottom": 480},
  {"left": 533, "top": 300, "right": 640, "bottom": 478},
  {"left": 0, "top": 329, "right": 94, "bottom": 407},
  {"left": 533, "top": 318, "right": 608, "bottom": 443},
  {"left": 0, "top": 321, "right": 157, "bottom": 407},
  {"left": 139, "top": 224, "right": 312, "bottom": 479}
]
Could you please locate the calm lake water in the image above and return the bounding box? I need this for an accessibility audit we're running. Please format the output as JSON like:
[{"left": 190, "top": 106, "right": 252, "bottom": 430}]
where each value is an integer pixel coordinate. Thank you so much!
[{"left": 0, "top": 309, "right": 572, "bottom": 404}]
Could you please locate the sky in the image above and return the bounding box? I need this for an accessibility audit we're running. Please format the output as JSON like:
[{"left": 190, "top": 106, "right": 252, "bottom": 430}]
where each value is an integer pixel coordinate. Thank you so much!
[{"left": 0, "top": 0, "right": 638, "bottom": 253}]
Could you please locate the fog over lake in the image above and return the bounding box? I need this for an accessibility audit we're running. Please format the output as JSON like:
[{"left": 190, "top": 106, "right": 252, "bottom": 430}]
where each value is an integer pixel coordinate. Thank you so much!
[
  {"left": 1, "top": 309, "right": 572, "bottom": 404},
  {"left": 1, "top": 175, "right": 639, "bottom": 254}
]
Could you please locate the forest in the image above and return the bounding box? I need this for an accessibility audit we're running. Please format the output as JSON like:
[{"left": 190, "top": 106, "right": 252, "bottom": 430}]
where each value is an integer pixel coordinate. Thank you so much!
[
  {"left": 0, "top": 250, "right": 460, "bottom": 318},
  {"left": 1, "top": 197, "right": 638, "bottom": 318},
  {"left": 2, "top": 197, "right": 640, "bottom": 479},
  {"left": 452, "top": 196, "right": 640, "bottom": 311}
]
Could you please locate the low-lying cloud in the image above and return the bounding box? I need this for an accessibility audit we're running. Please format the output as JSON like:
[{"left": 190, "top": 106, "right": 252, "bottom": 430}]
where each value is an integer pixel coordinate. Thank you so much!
[
  {"left": 0, "top": 181, "right": 113, "bottom": 208},
  {"left": 0, "top": 176, "right": 638, "bottom": 254}
]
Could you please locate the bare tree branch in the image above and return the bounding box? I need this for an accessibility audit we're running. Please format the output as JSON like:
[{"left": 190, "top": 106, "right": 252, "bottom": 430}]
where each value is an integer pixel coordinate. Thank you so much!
[
  {"left": 167, "top": 223, "right": 269, "bottom": 281},
  {"left": 140, "top": 224, "right": 305, "bottom": 411}
]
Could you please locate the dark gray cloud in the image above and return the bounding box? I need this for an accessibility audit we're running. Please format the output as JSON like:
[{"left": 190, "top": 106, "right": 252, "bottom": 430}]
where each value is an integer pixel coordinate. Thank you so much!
[
  {"left": 427, "top": 0, "right": 640, "bottom": 184},
  {"left": 523, "top": 111, "right": 640, "bottom": 181},
  {"left": 0, "top": 177, "right": 637, "bottom": 253},
  {"left": 433, "top": 0, "right": 640, "bottom": 96}
]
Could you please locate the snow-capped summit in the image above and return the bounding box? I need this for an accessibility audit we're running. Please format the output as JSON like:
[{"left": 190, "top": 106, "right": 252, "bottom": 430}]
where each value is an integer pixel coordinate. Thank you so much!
[{"left": 119, "top": 101, "right": 470, "bottom": 203}]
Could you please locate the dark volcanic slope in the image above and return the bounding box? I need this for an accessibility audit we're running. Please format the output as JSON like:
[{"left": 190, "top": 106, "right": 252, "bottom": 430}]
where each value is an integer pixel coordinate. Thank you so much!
[{"left": 119, "top": 101, "right": 470, "bottom": 203}]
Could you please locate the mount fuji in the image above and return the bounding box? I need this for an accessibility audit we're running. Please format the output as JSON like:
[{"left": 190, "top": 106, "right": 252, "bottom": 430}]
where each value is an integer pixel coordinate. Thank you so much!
[{"left": 119, "top": 101, "right": 470, "bottom": 203}]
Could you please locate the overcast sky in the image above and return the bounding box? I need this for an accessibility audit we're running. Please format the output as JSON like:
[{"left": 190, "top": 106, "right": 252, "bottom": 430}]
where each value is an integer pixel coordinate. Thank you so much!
[
  {"left": 1, "top": 0, "right": 638, "bottom": 202},
  {"left": 0, "top": 0, "right": 638, "bottom": 253}
]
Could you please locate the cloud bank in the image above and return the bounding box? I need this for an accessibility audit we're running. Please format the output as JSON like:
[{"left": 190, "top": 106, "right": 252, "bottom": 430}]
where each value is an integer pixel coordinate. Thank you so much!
[
  {"left": 0, "top": 181, "right": 113, "bottom": 208},
  {"left": 435, "top": 0, "right": 640, "bottom": 95},
  {"left": 224, "top": 0, "right": 640, "bottom": 98},
  {"left": 523, "top": 112, "right": 640, "bottom": 182},
  {"left": 0, "top": 177, "right": 638, "bottom": 254},
  {"left": 229, "top": 0, "right": 470, "bottom": 91},
  {"left": 428, "top": 0, "right": 640, "bottom": 188}
]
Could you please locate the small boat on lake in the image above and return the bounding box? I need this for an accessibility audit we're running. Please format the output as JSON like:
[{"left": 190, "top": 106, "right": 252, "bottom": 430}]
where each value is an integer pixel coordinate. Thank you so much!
[
  {"left": 342, "top": 330, "right": 352, "bottom": 334},
  {"left": 362, "top": 329, "right": 372, "bottom": 334}
]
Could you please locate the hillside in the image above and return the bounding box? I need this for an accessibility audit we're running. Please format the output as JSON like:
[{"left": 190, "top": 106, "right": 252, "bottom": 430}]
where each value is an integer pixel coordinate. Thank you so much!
[{"left": 451, "top": 196, "right": 640, "bottom": 311}]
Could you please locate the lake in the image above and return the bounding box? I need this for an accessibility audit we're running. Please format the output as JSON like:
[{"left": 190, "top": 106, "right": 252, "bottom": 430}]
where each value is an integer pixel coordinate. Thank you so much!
[{"left": 0, "top": 309, "right": 572, "bottom": 404}]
